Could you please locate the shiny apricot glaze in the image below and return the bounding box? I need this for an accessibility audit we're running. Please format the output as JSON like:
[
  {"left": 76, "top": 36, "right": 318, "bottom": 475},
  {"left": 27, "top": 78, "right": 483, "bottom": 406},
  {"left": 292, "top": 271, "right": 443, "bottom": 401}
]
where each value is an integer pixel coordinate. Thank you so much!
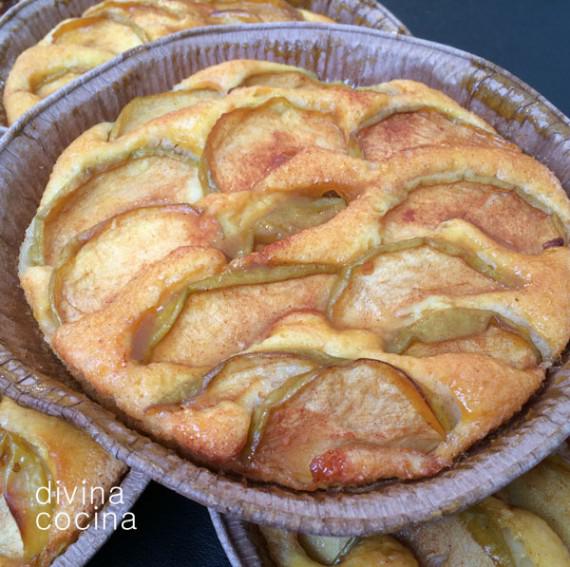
[{"left": 20, "top": 60, "right": 570, "bottom": 490}]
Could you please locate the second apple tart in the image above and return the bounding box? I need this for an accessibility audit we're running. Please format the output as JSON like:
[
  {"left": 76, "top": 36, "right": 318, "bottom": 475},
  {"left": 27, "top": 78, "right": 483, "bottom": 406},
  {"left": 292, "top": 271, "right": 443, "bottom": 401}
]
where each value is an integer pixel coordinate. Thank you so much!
[
  {"left": 2, "top": 0, "right": 333, "bottom": 124},
  {"left": 19, "top": 60, "right": 570, "bottom": 491}
]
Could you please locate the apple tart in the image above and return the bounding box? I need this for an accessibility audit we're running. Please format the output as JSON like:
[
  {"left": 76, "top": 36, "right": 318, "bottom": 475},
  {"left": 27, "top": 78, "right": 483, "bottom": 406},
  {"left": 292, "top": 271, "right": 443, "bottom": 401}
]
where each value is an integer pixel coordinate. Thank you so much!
[
  {"left": 261, "top": 452, "right": 570, "bottom": 566},
  {"left": 0, "top": 396, "right": 126, "bottom": 566},
  {"left": 3, "top": 0, "right": 333, "bottom": 125},
  {"left": 261, "top": 528, "right": 419, "bottom": 566},
  {"left": 19, "top": 60, "right": 570, "bottom": 491}
]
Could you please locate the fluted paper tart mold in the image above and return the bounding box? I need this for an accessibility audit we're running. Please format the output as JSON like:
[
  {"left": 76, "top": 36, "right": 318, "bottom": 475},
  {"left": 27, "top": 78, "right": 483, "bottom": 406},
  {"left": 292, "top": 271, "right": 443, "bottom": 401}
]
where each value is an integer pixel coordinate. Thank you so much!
[
  {"left": 1, "top": 24, "right": 570, "bottom": 534},
  {"left": 0, "top": 0, "right": 409, "bottom": 128},
  {"left": 209, "top": 445, "right": 570, "bottom": 566}
]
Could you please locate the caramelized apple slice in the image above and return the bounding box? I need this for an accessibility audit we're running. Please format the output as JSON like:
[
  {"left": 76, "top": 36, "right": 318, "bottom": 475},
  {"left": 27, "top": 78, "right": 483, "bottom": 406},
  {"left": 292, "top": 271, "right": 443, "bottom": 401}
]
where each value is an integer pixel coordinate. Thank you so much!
[
  {"left": 200, "top": 352, "right": 327, "bottom": 398},
  {"left": 152, "top": 352, "right": 320, "bottom": 412},
  {"left": 242, "top": 71, "right": 319, "bottom": 90},
  {"left": 382, "top": 182, "right": 564, "bottom": 255},
  {"left": 51, "top": 15, "right": 143, "bottom": 53},
  {"left": 340, "top": 537, "right": 418, "bottom": 567},
  {"left": 298, "top": 534, "right": 357, "bottom": 564},
  {"left": 38, "top": 154, "right": 200, "bottom": 266},
  {"left": 147, "top": 352, "right": 324, "bottom": 461},
  {"left": 52, "top": 204, "right": 218, "bottom": 322},
  {"left": 247, "top": 359, "right": 446, "bottom": 487},
  {"left": 330, "top": 242, "right": 506, "bottom": 336},
  {"left": 33, "top": 67, "right": 98, "bottom": 99},
  {"left": 357, "top": 109, "right": 514, "bottom": 162},
  {"left": 262, "top": 527, "right": 418, "bottom": 567},
  {"left": 201, "top": 98, "right": 347, "bottom": 193},
  {"left": 385, "top": 308, "right": 534, "bottom": 355},
  {"left": 501, "top": 454, "right": 570, "bottom": 548},
  {"left": 85, "top": 1, "right": 195, "bottom": 41},
  {"left": 210, "top": 193, "right": 346, "bottom": 257},
  {"left": 0, "top": 427, "right": 54, "bottom": 561},
  {"left": 404, "top": 505, "right": 504, "bottom": 567},
  {"left": 251, "top": 196, "right": 345, "bottom": 247},
  {"left": 0, "top": 495, "right": 24, "bottom": 559},
  {"left": 132, "top": 263, "right": 337, "bottom": 363},
  {"left": 110, "top": 90, "right": 220, "bottom": 138},
  {"left": 463, "top": 497, "right": 570, "bottom": 566},
  {"left": 460, "top": 500, "right": 516, "bottom": 566},
  {"left": 243, "top": 367, "right": 321, "bottom": 460},
  {"left": 405, "top": 325, "right": 539, "bottom": 370},
  {"left": 407, "top": 496, "right": 570, "bottom": 567},
  {"left": 208, "top": 0, "right": 302, "bottom": 23}
]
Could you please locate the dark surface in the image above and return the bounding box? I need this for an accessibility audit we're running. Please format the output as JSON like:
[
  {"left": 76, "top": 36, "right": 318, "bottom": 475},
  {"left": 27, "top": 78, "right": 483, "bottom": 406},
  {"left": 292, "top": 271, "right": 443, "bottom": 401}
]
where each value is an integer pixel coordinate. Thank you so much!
[
  {"left": 382, "top": 0, "right": 570, "bottom": 115},
  {"left": 87, "top": 2, "right": 570, "bottom": 566},
  {"left": 90, "top": 482, "right": 231, "bottom": 567}
]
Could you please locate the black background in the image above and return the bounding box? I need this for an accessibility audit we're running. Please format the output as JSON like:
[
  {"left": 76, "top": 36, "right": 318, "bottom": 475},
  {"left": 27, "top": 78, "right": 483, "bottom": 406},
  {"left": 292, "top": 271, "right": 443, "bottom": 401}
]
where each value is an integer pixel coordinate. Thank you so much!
[{"left": 88, "top": 1, "right": 570, "bottom": 565}]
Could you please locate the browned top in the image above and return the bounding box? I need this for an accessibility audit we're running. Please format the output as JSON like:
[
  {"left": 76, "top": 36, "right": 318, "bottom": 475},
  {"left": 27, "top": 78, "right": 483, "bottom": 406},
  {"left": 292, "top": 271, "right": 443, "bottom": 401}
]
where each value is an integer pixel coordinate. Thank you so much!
[{"left": 18, "top": 60, "right": 570, "bottom": 491}]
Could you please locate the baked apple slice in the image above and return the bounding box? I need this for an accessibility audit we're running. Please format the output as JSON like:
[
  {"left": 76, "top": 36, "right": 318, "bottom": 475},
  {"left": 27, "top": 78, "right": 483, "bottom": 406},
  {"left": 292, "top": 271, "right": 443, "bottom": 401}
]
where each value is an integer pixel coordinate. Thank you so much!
[
  {"left": 262, "top": 527, "right": 418, "bottom": 566},
  {"left": 51, "top": 204, "right": 220, "bottom": 322},
  {"left": 406, "top": 496, "right": 570, "bottom": 567},
  {"left": 382, "top": 181, "right": 565, "bottom": 255},
  {"left": 357, "top": 109, "right": 516, "bottom": 162},
  {"left": 244, "top": 359, "right": 447, "bottom": 488},
  {"left": 148, "top": 352, "right": 323, "bottom": 460},
  {"left": 50, "top": 15, "right": 143, "bottom": 53},
  {"left": 201, "top": 191, "right": 346, "bottom": 257},
  {"left": 84, "top": 0, "right": 203, "bottom": 41},
  {"left": 201, "top": 98, "right": 348, "bottom": 193},
  {"left": 501, "top": 453, "right": 570, "bottom": 548},
  {"left": 111, "top": 91, "right": 221, "bottom": 138},
  {"left": 141, "top": 264, "right": 335, "bottom": 365},
  {"left": 0, "top": 427, "right": 53, "bottom": 561}
]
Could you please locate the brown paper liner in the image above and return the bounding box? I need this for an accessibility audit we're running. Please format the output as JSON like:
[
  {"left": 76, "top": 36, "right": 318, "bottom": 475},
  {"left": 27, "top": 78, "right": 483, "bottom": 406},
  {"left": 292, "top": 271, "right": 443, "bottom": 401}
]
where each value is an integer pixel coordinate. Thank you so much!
[
  {"left": 0, "top": 24, "right": 570, "bottom": 535},
  {"left": 210, "top": 444, "right": 570, "bottom": 566}
]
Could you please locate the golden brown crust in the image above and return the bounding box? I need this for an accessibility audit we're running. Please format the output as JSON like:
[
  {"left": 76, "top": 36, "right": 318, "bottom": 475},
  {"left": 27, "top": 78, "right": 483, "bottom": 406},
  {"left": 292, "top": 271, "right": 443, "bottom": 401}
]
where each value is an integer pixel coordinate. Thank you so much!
[
  {"left": 0, "top": 397, "right": 126, "bottom": 566},
  {"left": 19, "top": 60, "right": 570, "bottom": 490}
]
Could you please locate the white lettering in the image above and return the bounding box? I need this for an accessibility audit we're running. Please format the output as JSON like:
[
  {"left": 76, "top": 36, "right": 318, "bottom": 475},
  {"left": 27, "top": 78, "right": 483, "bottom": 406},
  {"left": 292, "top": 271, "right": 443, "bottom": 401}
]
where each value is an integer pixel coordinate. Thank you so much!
[
  {"left": 74, "top": 512, "right": 91, "bottom": 530},
  {"left": 121, "top": 512, "right": 137, "bottom": 530},
  {"left": 108, "top": 486, "right": 124, "bottom": 505},
  {"left": 35, "top": 482, "right": 52, "bottom": 506},
  {"left": 54, "top": 513, "right": 71, "bottom": 531},
  {"left": 36, "top": 512, "right": 51, "bottom": 531}
]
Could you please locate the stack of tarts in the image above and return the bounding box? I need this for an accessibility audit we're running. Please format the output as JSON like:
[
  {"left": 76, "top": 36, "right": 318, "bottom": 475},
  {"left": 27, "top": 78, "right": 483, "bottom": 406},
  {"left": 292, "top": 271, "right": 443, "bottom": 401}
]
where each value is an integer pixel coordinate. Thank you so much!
[
  {"left": 259, "top": 448, "right": 570, "bottom": 566},
  {"left": 0, "top": 395, "right": 126, "bottom": 566},
  {"left": 18, "top": 60, "right": 570, "bottom": 492}
]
